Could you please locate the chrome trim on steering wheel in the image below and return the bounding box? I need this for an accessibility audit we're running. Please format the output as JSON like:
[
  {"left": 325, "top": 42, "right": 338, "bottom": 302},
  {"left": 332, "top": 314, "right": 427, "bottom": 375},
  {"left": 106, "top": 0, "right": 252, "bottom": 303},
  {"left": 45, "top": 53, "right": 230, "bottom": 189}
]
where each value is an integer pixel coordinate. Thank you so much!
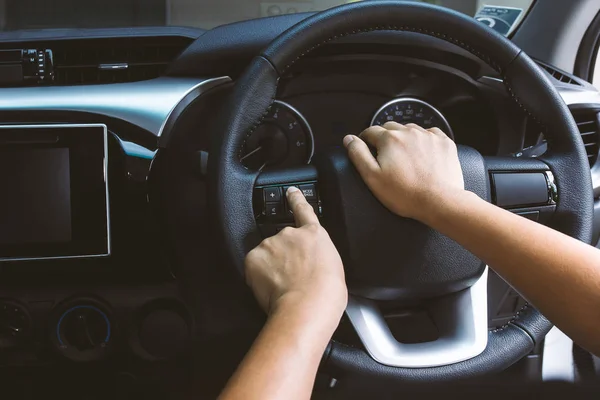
[
  {"left": 545, "top": 171, "right": 558, "bottom": 205},
  {"left": 345, "top": 268, "right": 489, "bottom": 368}
]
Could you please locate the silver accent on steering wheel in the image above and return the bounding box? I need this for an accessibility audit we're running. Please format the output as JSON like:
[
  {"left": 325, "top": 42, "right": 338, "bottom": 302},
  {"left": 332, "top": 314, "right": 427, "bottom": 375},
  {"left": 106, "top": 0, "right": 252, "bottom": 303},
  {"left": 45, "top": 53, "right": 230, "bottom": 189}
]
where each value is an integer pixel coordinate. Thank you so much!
[
  {"left": 544, "top": 171, "right": 557, "bottom": 205},
  {"left": 345, "top": 267, "right": 489, "bottom": 368}
]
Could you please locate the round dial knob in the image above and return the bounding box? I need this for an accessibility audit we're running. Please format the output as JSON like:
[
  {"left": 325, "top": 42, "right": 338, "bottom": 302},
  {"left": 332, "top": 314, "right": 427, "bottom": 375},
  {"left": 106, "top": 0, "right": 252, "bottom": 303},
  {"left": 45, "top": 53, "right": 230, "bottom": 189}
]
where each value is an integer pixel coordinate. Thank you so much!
[
  {"left": 60, "top": 306, "right": 110, "bottom": 352},
  {"left": 0, "top": 301, "right": 30, "bottom": 350},
  {"left": 52, "top": 300, "right": 113, "bottom": 362},
  {"left": 138, "top": 309, "right": 190, "bottom": 360}
]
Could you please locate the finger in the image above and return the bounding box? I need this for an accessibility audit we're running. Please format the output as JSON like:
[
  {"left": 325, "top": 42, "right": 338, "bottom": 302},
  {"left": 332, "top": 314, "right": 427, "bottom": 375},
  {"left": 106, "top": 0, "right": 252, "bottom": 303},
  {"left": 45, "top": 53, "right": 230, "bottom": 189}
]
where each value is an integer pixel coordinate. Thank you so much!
[
  {"left": 359, "top": 125, "right": 387, "bottom": 149},
  {"left": 382, "top": 121, "right": 405, "bottom": 131},
  {"left": 404, "top": 123, "right": 429, "bottom": 133},
  {"left": 427, "top": 127, "right": 448, "bottom": 137},
  {"left": 286, "top": 187, "right": 319, "bottom": 227},
  {"left": 343, "top": 135, "right": 380, "bottom": 180}
]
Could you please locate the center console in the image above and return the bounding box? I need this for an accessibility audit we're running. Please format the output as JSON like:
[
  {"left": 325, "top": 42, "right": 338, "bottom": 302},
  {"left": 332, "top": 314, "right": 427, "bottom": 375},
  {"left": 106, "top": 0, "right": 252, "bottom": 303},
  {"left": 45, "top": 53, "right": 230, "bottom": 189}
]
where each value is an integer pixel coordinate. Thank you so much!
[
  {"left": 0, "top": 122, "right": 193, "bottom": 397},
  {"left": 0, "top": 124, "right": 109, "bottom": 261}
]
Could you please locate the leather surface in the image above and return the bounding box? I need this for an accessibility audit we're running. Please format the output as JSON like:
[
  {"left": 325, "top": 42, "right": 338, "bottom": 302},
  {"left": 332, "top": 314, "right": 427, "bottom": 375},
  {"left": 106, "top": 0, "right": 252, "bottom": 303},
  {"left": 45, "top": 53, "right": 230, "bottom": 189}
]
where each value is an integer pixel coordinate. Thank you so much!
[
  {"left": 510, "top": 306, "right": 553, "bottom": 346},
  {"left": 505, "top": 53, "right": 594, "bottom": 244},
  {"left": 315, "top": 147, "right": 487, "bottom": 301},
  {"left": 485, "top": 156, "right": 550, "bottom": 173},
  {"left": 255, "top": 165, "right": 318, "bottom": 187},
  {"left": 167, "top": 16, "right": 496, "bottom": 79},
  {"left": 167, "top": 13, "right": 313, "bottom": 78},
  {"left": 208, "top": 56, "right": 279, "bottom": 273},
  {"left": 262, "top": 0, "right": 521, "bottom": 76},
  {"left": 210, "top": 0, "right": 586, "bottom": 380},
  {"left": 325, "top": 324, "right": 533, "bottom": 383},
  {"left": 323, "top": 305, "right": 551, "bottom": 383}
]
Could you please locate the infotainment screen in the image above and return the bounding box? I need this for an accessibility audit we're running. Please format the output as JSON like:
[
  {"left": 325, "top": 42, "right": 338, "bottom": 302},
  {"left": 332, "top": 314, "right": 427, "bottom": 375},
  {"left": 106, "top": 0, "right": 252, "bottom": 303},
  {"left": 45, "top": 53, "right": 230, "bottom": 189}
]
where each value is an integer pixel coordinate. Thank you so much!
[
  {"left": 0, "top": 147, "right": 72, "bottom": 244},
  {"left": 0, "top": 124, "right": 110, "bottom": 261}
]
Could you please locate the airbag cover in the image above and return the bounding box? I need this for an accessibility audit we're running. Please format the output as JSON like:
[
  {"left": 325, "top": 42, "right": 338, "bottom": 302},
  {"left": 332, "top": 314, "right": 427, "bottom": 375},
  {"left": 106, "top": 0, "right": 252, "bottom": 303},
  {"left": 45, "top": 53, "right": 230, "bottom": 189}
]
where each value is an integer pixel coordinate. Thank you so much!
[{"left": 315, "top": 146, "right": 489, "bottom": 300}]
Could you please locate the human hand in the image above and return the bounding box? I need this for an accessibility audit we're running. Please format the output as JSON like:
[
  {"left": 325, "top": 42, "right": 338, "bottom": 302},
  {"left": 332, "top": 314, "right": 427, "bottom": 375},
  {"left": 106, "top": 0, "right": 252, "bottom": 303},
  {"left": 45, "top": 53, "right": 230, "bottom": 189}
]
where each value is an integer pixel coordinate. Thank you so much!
[
  {"left": 245, "top": 187, "right": 347, "bottom": 320},
  {"left": 343, "top": 122, "right": 465, "bottom": 223}
]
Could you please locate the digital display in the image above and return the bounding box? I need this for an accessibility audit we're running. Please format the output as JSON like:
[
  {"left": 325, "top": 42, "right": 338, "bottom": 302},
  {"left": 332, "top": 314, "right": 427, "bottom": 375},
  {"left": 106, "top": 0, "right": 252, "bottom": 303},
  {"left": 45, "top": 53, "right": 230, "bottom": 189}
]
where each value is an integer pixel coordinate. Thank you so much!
[
  {"left": 0, "top": 148, "right": 72, "bottom": 245},
  {"left": 0, "top": 125, "right": 109, "bottom": 261},
  {"left": 475, "top": 6, "right": 524, "bottom": 37}
]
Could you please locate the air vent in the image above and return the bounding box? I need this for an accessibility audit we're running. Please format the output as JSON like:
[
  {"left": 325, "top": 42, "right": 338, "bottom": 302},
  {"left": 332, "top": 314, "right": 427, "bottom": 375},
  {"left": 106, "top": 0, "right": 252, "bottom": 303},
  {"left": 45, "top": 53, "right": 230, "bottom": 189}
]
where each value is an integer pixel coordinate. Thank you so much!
[
  {"left": 574, "top": 111, "right": 600, "bottom": 166},
  {"left": 537, "top": 62, "right": 582, "bottom": 86},
  {"left": 52, "top": 37, "right": 192, "bottom": 85}
]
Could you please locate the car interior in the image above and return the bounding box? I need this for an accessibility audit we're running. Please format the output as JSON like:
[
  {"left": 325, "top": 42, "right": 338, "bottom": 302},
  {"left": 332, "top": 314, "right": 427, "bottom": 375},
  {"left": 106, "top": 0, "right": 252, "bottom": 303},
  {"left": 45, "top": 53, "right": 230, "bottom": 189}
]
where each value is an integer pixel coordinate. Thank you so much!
[{"left": 1, "top": 0, "right": 600, "bottom": 398}]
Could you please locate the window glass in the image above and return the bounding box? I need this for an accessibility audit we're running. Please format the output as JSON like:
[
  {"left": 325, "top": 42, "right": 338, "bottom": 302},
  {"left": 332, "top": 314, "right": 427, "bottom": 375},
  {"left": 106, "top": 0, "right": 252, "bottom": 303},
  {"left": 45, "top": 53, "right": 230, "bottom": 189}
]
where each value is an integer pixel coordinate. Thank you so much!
[{"left": 0, "top": 0, "right": 535, "bottom": 32}]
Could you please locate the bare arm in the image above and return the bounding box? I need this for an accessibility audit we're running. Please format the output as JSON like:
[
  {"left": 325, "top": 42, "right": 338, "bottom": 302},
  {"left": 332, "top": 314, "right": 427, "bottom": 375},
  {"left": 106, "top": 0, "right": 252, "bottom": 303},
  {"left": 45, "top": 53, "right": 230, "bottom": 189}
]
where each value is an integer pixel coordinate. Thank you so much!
[
  {"left": 426, "top": 189, "right": 600, "bottom": 356},
  {"left": 344, "top": 122, "right": 600, "bottom": 356},
  {"left": 219, "top": 187, "right": 347, "bottom": 400},
  {"left": 218, "top": 299, "right": 339, "bottom": 400}
]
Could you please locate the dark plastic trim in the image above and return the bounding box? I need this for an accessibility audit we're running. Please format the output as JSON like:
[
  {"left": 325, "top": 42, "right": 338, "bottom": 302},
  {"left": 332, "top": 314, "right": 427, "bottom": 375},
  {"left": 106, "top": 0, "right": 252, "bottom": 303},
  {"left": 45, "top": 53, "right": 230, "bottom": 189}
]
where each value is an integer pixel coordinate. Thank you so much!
[
  {"left": 492, "top": 173, "right": 550, "bottom": 208},
  {"left": 0, "top": 26, "right": 204, "bottom": 43},
  {"left": 575, "top": 10, "right": 600, "bottom": 82}
]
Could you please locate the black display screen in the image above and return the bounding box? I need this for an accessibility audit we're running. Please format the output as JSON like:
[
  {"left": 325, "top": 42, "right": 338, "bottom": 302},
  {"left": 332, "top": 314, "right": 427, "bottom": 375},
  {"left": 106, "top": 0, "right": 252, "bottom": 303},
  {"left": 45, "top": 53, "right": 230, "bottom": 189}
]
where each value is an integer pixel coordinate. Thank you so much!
[
  {"left": 0, "top": 125, "right": 109, "bottom": 261},
  {"left": 0, "top": 147, "right": 72, "bottom": 244}
]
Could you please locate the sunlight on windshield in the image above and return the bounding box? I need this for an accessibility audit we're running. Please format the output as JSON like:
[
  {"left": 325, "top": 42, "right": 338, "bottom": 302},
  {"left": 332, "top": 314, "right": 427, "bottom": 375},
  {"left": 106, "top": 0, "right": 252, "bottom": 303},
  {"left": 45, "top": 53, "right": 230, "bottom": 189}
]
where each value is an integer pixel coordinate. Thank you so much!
[{"left": 0, "top": 0, "right": 534, "bottom": 31}]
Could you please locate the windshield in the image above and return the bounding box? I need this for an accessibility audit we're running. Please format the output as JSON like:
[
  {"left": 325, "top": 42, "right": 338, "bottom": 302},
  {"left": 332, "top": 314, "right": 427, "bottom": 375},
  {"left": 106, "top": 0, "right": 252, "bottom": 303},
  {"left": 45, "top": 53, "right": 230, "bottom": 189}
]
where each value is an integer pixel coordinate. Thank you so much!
[{"left": 1, "top": 0, "right": 534, "bottom": 32}]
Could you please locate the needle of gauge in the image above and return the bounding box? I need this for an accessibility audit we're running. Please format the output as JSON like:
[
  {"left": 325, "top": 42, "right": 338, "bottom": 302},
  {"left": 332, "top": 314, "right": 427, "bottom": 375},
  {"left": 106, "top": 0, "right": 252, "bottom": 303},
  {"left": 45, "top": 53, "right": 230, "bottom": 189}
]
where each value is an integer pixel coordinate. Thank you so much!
[{"left": 240, "top": 145, "right": 263, "bottom": 162}]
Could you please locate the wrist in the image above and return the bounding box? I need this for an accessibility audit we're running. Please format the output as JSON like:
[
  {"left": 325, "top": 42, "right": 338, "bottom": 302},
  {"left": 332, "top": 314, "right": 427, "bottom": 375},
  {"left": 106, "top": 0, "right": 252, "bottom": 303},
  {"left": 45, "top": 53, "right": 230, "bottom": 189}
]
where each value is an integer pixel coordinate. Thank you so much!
[
  {"left": 418, "top": 189, "right": 478, "bottom": 228},
  {"left": 270, "top": 290, "right": 347, "bottom": 331}
]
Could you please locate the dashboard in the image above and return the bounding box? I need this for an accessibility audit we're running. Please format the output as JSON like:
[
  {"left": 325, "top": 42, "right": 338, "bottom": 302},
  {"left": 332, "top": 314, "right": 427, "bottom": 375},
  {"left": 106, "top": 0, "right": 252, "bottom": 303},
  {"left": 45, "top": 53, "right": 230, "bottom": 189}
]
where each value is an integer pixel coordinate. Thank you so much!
[
  {"left": 242, "top": 57, "right": 501, "bottom": 170},
  {"left": 0, "top": 17, "right": 599, "bottom": 398}
]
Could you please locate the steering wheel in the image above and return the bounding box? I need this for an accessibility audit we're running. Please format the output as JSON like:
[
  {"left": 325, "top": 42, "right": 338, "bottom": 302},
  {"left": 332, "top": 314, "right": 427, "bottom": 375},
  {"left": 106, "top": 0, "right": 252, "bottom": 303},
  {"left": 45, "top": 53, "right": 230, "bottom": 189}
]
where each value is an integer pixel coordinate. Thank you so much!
[{"left": 209, "top": 1, "right": 593, "bottom": 382}]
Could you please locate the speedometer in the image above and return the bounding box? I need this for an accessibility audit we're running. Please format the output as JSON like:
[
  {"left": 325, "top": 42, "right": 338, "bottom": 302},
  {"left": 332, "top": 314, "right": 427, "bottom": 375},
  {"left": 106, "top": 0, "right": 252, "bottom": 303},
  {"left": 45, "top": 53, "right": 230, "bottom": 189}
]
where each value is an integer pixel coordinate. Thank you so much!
[{"left": 371, "top": 98, "right": 454, "bottom": 139}]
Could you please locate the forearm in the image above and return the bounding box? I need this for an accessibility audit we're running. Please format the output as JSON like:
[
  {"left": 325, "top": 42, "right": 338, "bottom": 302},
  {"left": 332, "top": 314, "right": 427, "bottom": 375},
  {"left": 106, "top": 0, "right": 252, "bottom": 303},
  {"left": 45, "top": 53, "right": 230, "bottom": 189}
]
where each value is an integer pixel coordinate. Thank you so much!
[
  {"left": 425, "top": 190, "right": 600, "bottom": 355},
  {"left": 219, "top": 298, "right": 341, "bottom": 400}
]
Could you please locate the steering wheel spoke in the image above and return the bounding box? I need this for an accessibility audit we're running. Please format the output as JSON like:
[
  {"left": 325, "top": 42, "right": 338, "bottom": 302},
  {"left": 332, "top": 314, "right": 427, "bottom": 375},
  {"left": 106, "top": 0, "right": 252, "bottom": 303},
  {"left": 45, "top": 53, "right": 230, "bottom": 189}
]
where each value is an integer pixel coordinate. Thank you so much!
[
  {"left": 485, "top": 156, "right": 557, "bottom": 224},
  {"left": 346, "top": 268, "right": 489, "bottom": 368},
  {"left": 253, "top": 165, "right": 320, "bottom": 236}
]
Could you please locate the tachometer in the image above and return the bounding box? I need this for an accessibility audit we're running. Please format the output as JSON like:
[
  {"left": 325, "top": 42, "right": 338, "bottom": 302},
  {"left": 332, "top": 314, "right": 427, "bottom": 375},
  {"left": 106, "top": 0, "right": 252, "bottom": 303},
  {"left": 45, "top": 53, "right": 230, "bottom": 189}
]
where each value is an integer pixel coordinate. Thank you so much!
[
  {"left": 241, "top": 100, "right": 314, "bottom": 170},
  {"left": 371, "top": 98, "right": 454, "bottom": 139}
]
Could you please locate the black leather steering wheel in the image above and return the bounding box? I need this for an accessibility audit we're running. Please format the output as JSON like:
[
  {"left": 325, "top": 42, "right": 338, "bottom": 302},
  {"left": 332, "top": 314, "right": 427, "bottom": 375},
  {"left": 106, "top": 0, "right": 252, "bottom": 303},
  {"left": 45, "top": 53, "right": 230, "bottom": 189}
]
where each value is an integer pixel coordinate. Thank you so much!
[{"left": 209, "top": 1, "right": 593, "bottom": 382}]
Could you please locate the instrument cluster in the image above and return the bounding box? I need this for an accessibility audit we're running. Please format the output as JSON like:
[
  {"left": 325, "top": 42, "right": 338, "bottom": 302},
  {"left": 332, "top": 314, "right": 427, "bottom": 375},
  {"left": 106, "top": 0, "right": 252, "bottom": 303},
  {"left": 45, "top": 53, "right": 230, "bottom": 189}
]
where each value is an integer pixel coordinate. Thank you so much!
[{"left": 241, "top": 97, "right": 454, "bottom": 170}]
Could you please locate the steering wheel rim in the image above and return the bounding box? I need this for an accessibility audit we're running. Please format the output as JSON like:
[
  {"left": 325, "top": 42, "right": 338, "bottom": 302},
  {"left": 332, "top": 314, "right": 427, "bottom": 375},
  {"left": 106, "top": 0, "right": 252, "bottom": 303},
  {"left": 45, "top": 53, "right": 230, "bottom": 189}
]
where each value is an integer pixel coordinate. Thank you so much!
[{"left": 209, "top": 0, "right": 593, "bottom": 382}]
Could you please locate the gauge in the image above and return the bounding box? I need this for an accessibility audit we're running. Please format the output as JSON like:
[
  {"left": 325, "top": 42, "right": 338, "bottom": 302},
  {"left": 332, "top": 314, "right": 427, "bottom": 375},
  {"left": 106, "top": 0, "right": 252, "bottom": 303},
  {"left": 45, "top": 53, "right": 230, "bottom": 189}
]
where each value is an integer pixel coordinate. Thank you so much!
[
  {"left": 241, "top": 100, "right": 314, "bottom": 170},
  {"left": 371, "top": 98, "right": 454, "bottom": 139}
]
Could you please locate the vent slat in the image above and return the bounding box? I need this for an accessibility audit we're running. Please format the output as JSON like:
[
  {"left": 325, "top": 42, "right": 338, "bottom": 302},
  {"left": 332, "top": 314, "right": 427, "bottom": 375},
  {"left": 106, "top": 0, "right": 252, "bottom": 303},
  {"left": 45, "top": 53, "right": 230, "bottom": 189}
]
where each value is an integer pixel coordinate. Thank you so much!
[
  {"left": 577, "top": 120, "right": 596, "bottom": 126},
  {"left": 574, "top": 112, "right": 600, "bottom": 166},
  {"left": 57, "top": 61, "right": 170, "bottom": 69},
  {"left": 539, "top": 62, "right": 581, "bottom": 86}
]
